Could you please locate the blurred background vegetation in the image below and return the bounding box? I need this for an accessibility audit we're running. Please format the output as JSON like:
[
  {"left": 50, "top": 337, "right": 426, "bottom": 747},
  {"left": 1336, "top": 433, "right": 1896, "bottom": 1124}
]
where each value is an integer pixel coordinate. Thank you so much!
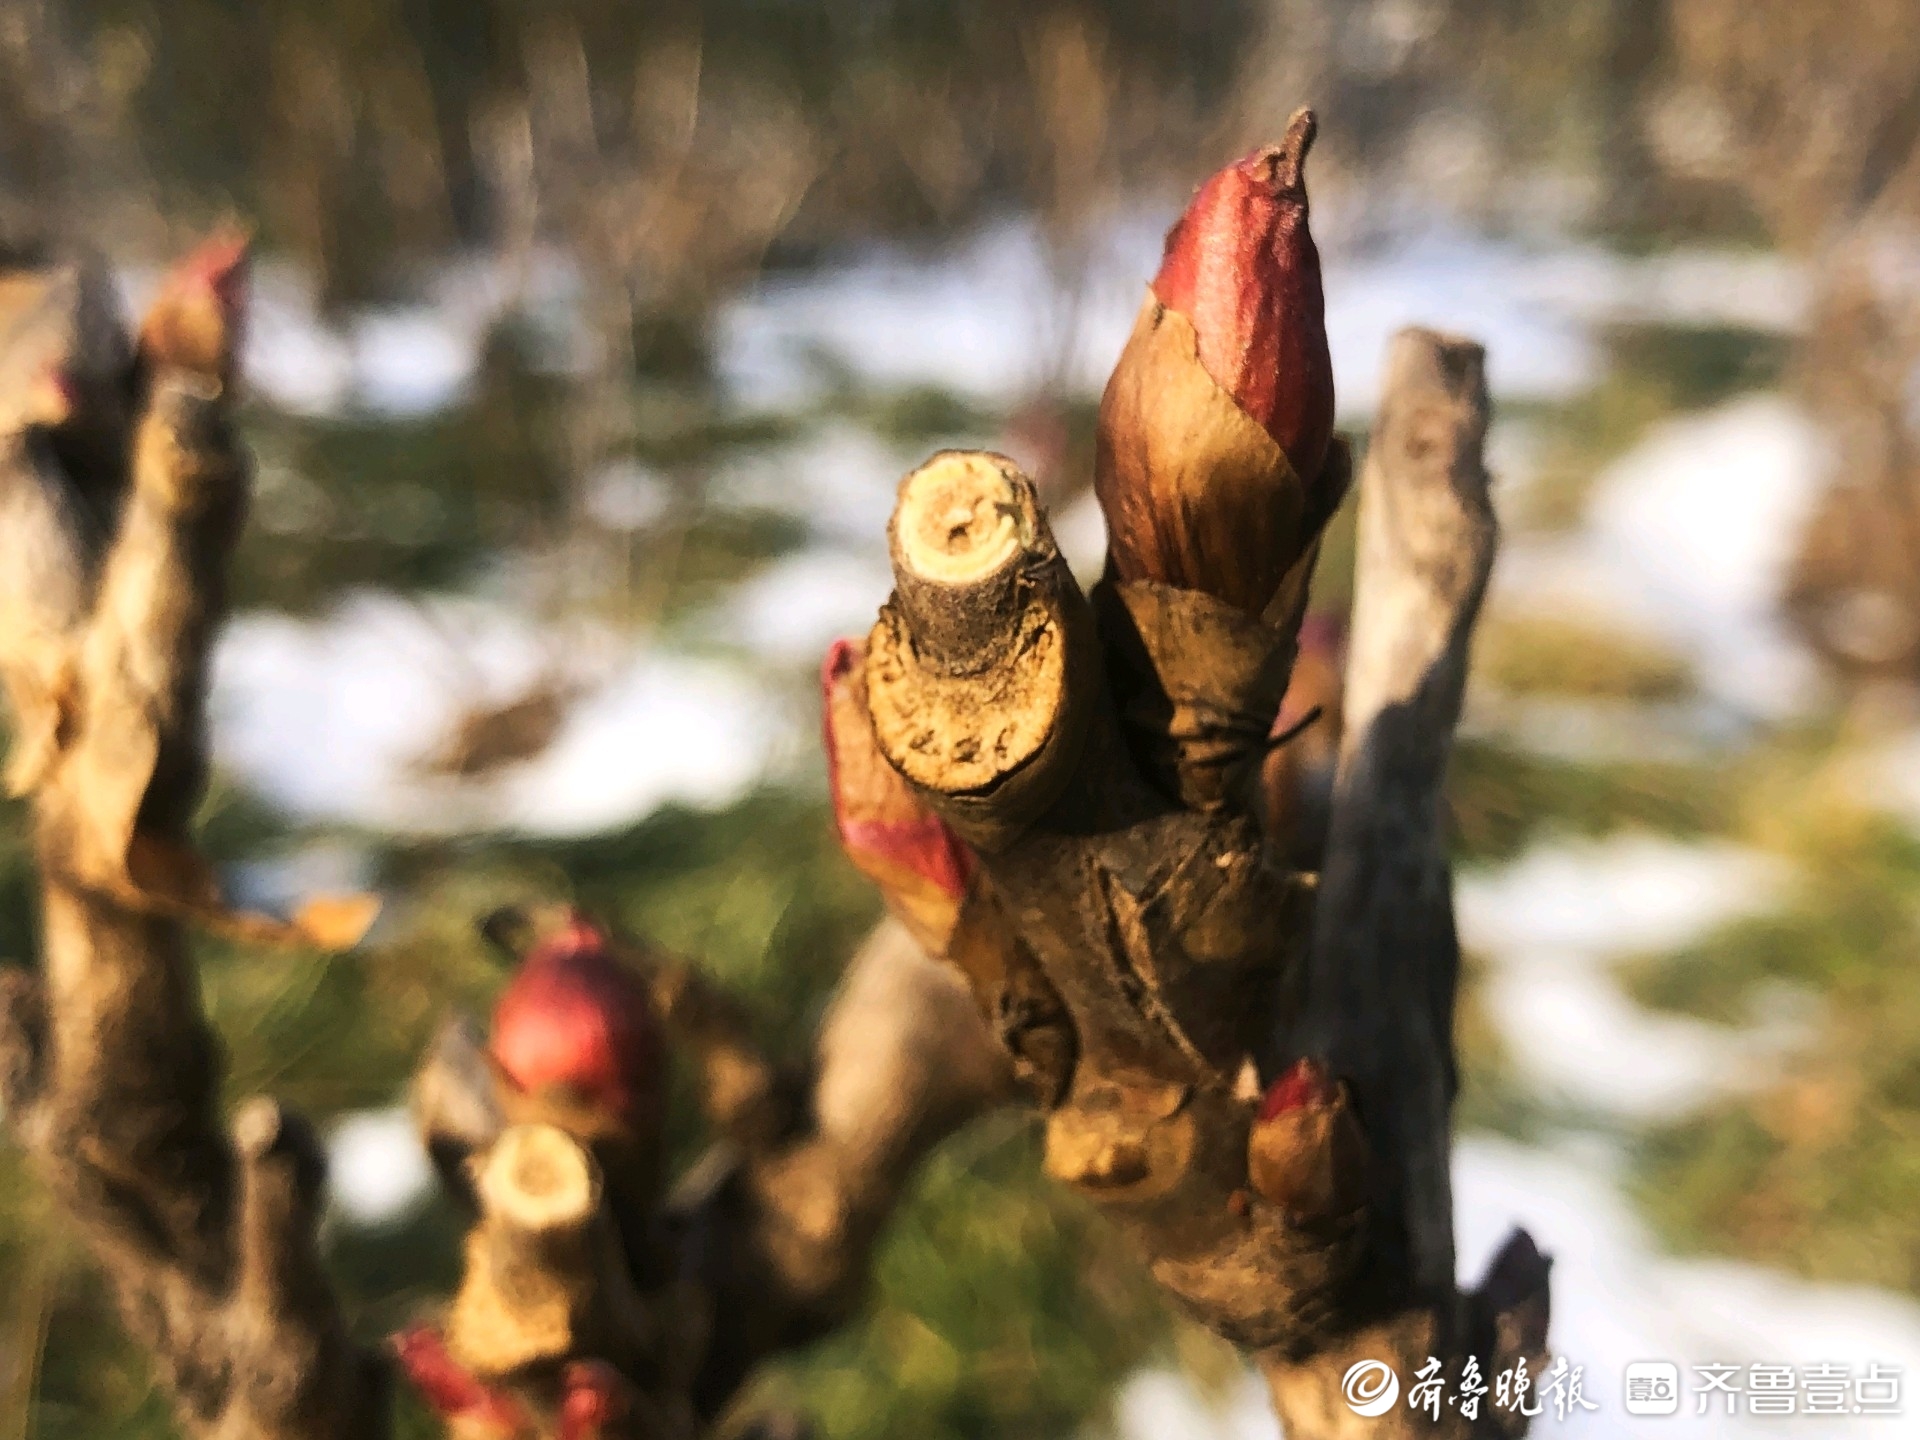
[{"left": 4, "top": 0, "right": 1920, "bottom": 1436}]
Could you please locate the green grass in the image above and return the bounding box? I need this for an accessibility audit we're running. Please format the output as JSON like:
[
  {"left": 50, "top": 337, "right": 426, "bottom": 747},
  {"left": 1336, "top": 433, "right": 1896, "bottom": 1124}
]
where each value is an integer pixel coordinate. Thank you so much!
[
  {"left": 761, "top": 1118, "right": 1170, "bottom": 1440},
  {"left": 1472, "top": 613, "right": 1690, "bottom": 701},
  {"left": 1447, "top": 738, "right": 1733, "bottom": 865},
  {"left": 1614, "top": 766, "right": 1920, "bottom": 1293}
]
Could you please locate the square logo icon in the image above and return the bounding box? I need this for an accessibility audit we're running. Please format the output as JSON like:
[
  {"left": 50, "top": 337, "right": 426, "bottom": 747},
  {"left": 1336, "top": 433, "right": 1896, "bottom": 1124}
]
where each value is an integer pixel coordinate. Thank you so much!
[{"left": 1625, "top": 1361, "right": 1681, "bottom": 1416}]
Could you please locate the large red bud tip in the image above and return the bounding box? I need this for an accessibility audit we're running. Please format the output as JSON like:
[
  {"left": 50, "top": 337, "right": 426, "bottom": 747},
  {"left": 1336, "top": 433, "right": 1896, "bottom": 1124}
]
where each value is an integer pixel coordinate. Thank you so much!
[
  {"left": 488, "top": 911, "right": 663, "bottom": 1132},
  {"left": 822, "top": 638, "right": 974, "bottom": 947},
  {"left": 138, "top": 228, "right": 251, "bottom": 383},
  {"left": 1151, "top": 108, "right": 1333, "bottom": 485}
]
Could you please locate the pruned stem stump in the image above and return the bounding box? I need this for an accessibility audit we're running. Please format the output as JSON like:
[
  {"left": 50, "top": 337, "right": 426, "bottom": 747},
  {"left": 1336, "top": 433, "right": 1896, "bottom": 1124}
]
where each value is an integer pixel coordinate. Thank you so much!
[{"left": 866, "top": 451, "right": 1092, "bottom": 849}]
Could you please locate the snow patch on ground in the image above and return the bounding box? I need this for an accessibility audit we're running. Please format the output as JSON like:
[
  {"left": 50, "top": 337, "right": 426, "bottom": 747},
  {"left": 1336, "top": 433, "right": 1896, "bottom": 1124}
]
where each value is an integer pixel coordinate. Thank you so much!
[
  {"left": 216, "top": 220, "right": 1804, "bottom": 432},
  {"left": 719, "top": 226, "right": 1806, "bottom": 418},
  {"left": 1457, "top": 836, "right": 1800, "bottom": 1121},
  {"left": 212, "top": 592, "right": 788, "bottom": 836},
  {"left": 710, "top": 546, "right": 897, "bottom": 667},
  {"left": 707, "top": 419, "right": 926, "bottom": 545},
  {"left": 240, "top": 253, "right": 590, "bottom": 419},
  {"left": 1457, "top": 1136, "right": 1920, "bottom": 1439},
  {"left": 218, "top": 227, "right": 1806, "bottom": 438},
  {"left": 719, "top": 219, "right": 1147, "bottom": 412},
  {"left": 1118, "top": 1137, "right": 1920, "bottom": 1440},
  {"left": 1494, "top": 395, "right": 1829, "bottom": 721}
]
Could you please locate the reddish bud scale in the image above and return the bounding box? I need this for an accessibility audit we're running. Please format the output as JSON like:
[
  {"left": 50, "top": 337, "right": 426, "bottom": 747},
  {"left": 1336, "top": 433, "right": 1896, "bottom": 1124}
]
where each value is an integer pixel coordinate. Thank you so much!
[
  {"left": 1258, "top": 1057, "right": 1340, "bottom": 1120},
  {"left": 559, "top": 1361, "right": 636, "bottom": 1440},
  {"left": 390, "top": 1327, "right": 529, "bottom": 1434},
  {"left": 1151, "top": 109, "right": 1333, "bottom": 486},
  {"left": 1247, "top": 1057, "right": 1367, "bottom": 1218},
  {"left": 138, "top": 229, "right": 250, "bottom": 384},
  {"left": 1268, "top": 612, "right": 1345, "bottom": 756},
  {"left": 822, "top": 639, "right": 974, "bottom": 947},
  {"left": 1095, "top": 109, "right": 1342, "bottom": 618},
  {"left": 823, "top": 641, "right": 971, "bottom": 898},
  {"left": 489, "top": 913, "right": 663, "bottom": 1132}
]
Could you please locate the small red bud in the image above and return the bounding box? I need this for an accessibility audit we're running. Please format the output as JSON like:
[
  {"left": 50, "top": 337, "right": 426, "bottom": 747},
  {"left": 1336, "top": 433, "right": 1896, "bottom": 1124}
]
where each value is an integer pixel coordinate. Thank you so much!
[
  {"left": 822, "top": 638, "right": 974, "bottom": 950},
  {"left": 1151, "top": 109, "right": 1332, "bottom": 485},
  {"left": 489, "top": 912, "right": 662, "bottom": 1134},
  {"left": 390, "top": 1326, "right": 528, "bottom": 1435},
  {"left": 1258, "top": 1057, "right": 1340, "bottom": 1120},
  {"left": 558, "top": 1360, "right": 636, "bottom": 1440},
  {"left": 138, "top": 229, "right": 251, "bottom": 385},
  {"left": 1247, "top": 1058, "right": 1367, "bottom": 1218},
  {"left": 25, "top": 364, "right": 77, "bottom": 428}
]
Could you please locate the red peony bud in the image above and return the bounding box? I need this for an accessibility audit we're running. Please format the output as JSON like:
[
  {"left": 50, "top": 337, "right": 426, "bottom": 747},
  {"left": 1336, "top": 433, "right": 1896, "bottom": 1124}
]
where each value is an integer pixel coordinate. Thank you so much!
[
  {"left": 1247, "top": 1057, "right": 1367, "bottom": 1218},
  {"left": 138, "top": 229, "right": 250, "bottom": 385},
  {"left": 1150, "top": 109, "right": 1332, "bottom": 484},
  {"left": 390, "top": 1326, "right": 529, "bottom": 1436},
  {"left": 489, "top": 912, "right": 662, "bottom": 1134},
  {"left": 558, "top": 1360, "right": 637, "bottom": 1440},
  {"left": 1258, "top": 1056, "right": 1340, "bottom": 1120},
  {"left": 822, "top": 637, "right": 974, "bottom": 951},
  {"left": 1094, "top": 108, "right": 1343, "bottom": 618}
]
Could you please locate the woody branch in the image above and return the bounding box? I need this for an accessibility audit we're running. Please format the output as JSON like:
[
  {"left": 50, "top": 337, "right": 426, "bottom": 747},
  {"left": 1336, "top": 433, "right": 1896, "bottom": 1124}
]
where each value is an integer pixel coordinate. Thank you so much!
[
  {"left": 392, "top": 631, "right": 1029, "bottom": 1435},
  {"left": 0, "top": 241, "right": 390, "bottom": 1439},
  {"left": 0, "top": 237, "right": 1019, "bottom": 1440},
  {"left": 852, "top": 111, "right": 1551, "bottom": 1439},
  {"left": 0, "top": 108, "right": 1550, "bottom": 1440},
  {"left": 404, "top": 912, "right": 1015, "bottom": 1438}
]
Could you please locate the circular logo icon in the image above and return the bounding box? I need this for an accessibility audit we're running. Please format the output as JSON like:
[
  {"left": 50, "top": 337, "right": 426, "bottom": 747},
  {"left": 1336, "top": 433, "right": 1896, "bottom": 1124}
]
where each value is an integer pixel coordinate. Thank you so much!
[{"left": 1342, "top": 1359, "right": 1400, "bottom": 1417}]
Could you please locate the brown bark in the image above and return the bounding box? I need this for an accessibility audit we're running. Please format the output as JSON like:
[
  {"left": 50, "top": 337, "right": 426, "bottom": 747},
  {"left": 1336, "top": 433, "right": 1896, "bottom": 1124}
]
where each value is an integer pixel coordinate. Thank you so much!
[
  {"left": 0, "top": 257, "right": 390, "bottom": 1438},
  {"left": 860, "top": 328, "right": 1550, "bottom": 1437},
  {"left": 442, "top": 1122, "right": 670, "bottom": 1440},
  {"left": 0, "top": 239, "right": 1017, "bottom": 1440},
  {"left": 4, "top": 186, "right": 1548, "bottom": 1440},
  {"left": 402, "top": 914, "right": 1017, "bottom": 1433},
  {"left": 663, "top": 918, "right": 1015, "bottom": 1421},
  {"left": 1262, "top": 333, "right": 1550, "bottom": 1437}
]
